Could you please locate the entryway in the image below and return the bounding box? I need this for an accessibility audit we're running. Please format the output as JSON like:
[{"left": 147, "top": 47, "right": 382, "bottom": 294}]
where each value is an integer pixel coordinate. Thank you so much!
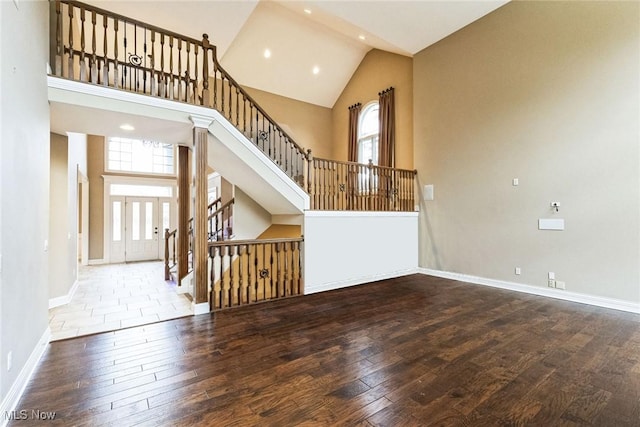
[
  {"left": 48, "top": 261, "right": 192, "bottom": 341},
  {"left": 109, "top": 196, "right": 175, "bottom": 263}
]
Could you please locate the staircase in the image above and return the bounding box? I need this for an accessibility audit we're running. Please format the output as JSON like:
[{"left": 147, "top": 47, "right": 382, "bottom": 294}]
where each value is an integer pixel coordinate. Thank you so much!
[{"left": 50, "top": 0, "right": 419, "bottom": 311}]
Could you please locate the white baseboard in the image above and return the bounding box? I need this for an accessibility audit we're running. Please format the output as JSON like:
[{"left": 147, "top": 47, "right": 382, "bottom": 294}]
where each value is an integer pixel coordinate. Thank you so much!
[
  {"left": 0, "top": 328, "right": 51, "bottom": 427},
  {"left": 48, "top": 280, "right": 80, "bottom": 309},
  {"left": 418, "top": 268, "right": 640, "bottom": 314},
  {"left": 87, "top": 259, "right": 106, "bottom": 265},
  {"left": 192, "top": 302, "right": 209, "bottom": 315},
  {"left": 305, "top": 268, "right": 418, "bottom": 295}
]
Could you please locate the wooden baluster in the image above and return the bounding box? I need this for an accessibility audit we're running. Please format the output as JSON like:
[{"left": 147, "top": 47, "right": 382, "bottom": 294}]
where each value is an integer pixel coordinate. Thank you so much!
[
  {"left": 177, "top": 38, "right": 183, "bottom": 101},
  {"left": 269, "top": 243, "right": 275, "bottom": 298},
  {"left": 90, "top": 11, "right": 97, "bottom": 83},
  {"left": 212, "top": 65, "right": 218, "bottom": 109},
  {"left": 79, "top": 7, "right": 86, "bottom": 81},
  {"left": 164, "top": 229, "right": 170, "bottom": 281},
  {"left": 313, "top": 160, "right": 318, "bottom": 209},
  {"left": 275, "top": 242, "right": 281, "bottom": 298},
  {"left": 67, "top": 4, "right": 74, "bottom": 79},
  {"left": 306, "top": 150, "right": 312, "bottom": 195},
  {"left": 54, "top": 1, "right": 62, "bottom": 76},
  {"left": 168, "top": 36, "right": 174, "bottom": 99},
  {"left": 235, "top": 88, "right": 240, "bottom": 126},
  {"left": 149, "top": 31, "right": 155, "bottom": 95},
  {"left": 210, "top": 247, "right": 217, "bottom": 310},
  {"left": 242, "top": 97, "right": 246, "bottom": 134},
  {"left": 172, "top": 232, "right": 176, "bottom": 267},
  {"left": 123, "top": 22, "right": 129, "bottom": 89},
  {"left": 251, "top": 105, "right": 256, "bottom": 141},
  {"left": 283, "top": 242, "right": 290, "bottom": 296},
  {"left": 202, "top": 34, "right": 210, "bottom": 107},
  {"left": 331, "top": 161, "right": 336, "bottom": 210},
  {"left": 142, "top": 28, "right": 148, "bottom": 93},
  {"left": 247, "top": 245, "right": 253, "bottom": 303},
  {"left": 278, "top": 131, "right": 283, "bottom": 170},
  {"left": 159, "top": 33, "right": 165, "bottom": 97},
  {"left": 184, "top": 41, "right": 191, "bottom": 102},
  {"left": 227, "top": 245, "right": 234, "bottom": 306},
  {"left": 292, "top": 241, "right": 298, "bottom": 295},
  {"left": 193, "top": 44, "right": 198, "bottom": 104},
  {"left": 102, "top": 15, "right": 108, "bottom": 85},
  {"left": 324, "top": 160, "right": 329, "bottom": 210},
  {"left": 217, "top": 245, "right": 225, "bottom": 308},
  {"left": 221, "top": 75, "right": 225, "bottom": 116},
  {"left": 229, "top": 82, "right": 233, "bottom": 121},
  {"left": 210, "top": 247, "right": 218, "bottom": 310},
  {"left": 238, "top": 245, "right": 245, "bottom": 304},
  {"left": 254, "top": 244, "right": 260, "bottom": 301},
  {"left": 113, "top": 19, "right": 119, "bottom": 88}
]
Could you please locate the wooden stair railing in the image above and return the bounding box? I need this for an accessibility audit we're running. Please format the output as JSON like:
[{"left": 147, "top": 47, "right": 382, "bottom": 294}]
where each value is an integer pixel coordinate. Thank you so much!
[
  {"left": 309, "top": 157, "right": 417, "bottom": 211},
  {"left": 164, "top": 197, "right": 234, "bottom": 283},
  {"left": 208, "top": 237, "right": 303, "bottom": 311},
  {"left": 53, "top": 0, "right": 417, "bottom": 214}
]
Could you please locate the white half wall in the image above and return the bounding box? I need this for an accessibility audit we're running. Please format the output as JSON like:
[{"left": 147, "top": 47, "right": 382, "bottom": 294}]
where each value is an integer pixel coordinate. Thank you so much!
[{"left": 304, "top": 211, "right": 419, "bottom": 294}]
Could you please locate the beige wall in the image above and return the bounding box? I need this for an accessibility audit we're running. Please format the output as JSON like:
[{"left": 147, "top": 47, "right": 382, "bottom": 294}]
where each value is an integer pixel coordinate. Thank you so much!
[
  {"left": 87, "top": 135, "right": 105, "bottom": 260},
  {"left": 242, "top": 86, "right": 333, "bottom": 159},
  {"left": 49, "top": 135, "right": 70, "bottom": 298},
  {"left": 414, "top": 1, "right": 640, "bottom": 302},
  {"left": 1, "top": 0, "right": 50, "bottom": 400},
  {"left": 49, "top": 133, "right": 87, "bottom": 299},
  {"left": 232, "top": 188, "right": 272, "bottom": 240},
  {"left": 331, "top": 49, "right": 413, "bottom": 169}
]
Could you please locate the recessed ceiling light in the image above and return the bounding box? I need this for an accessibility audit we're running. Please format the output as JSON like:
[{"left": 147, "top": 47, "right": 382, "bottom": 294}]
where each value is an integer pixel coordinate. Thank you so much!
[
  {"left": 263, "top": 49, "right": 271, "bottom": 59},
  {"left": 312, "top": 66, "right": 320, "bottom": 75},
  {"left": 119, "top": 124, "right": 134, "bottom": 131},
  {"left": 359, "top": 35, "right": 366, "bottom": 41},
  {"left": 304, "top": 8, "right": 312, "bottom": 14}
]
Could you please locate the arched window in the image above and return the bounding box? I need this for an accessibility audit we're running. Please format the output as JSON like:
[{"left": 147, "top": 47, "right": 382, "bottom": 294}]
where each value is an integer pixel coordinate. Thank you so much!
[{"left": 357, "top": 102, "right": 379, "bottom": 165}]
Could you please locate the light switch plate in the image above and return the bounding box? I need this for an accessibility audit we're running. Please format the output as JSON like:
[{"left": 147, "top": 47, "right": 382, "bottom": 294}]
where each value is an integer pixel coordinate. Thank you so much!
[
  {"left": 539, "top": 218, "right": 564, "bottom": 230},
  {"left": 423, "top": 185, "right": 434, "bottom": 201}
]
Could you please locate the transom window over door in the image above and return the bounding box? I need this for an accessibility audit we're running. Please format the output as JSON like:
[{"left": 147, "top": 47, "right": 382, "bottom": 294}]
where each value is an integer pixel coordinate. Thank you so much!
[
  {"left": 107, "top": 137, "right": 175, "bottom": 175},
  {"left": 357, "top": 102, "right": 379, "bottom": 165}
]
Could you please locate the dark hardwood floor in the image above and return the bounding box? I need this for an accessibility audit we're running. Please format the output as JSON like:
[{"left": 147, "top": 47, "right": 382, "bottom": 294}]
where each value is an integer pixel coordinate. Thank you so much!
[{"left": 9, "top": 274, "right": 640, "bottom": 426}]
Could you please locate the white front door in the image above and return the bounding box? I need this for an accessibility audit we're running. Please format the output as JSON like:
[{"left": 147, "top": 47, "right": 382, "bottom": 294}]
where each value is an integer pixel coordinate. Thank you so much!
[{"left": 124, "top": 197, "right": 160, "bottom": 262}]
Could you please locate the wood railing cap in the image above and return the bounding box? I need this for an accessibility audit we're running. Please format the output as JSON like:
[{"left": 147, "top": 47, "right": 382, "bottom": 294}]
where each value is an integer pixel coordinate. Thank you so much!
[{"left": 209, "top": 237, "right": 303, "bottom": 247}]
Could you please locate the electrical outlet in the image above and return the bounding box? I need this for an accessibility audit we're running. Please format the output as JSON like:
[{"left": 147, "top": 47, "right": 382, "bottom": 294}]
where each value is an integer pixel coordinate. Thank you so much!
[
  {"left": 548, "top": 272, "right": 555, "bottom": 280},
  {"left": 555, "top": 281, "right": 566, "bottom": 290},
  {"left": 548, "top": 279, "right": 556, "bottom": 288},
  {"left": 7, "top": 351, "right": 12, "bottom": 371},
  {"left": 515, "top": 267, "right": 521, "bottom": 275}
]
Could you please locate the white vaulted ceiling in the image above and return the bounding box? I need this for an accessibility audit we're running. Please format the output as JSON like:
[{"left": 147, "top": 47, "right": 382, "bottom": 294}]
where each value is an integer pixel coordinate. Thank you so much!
[{"left": 85, "top": 0, "right": 509, "bottom": 107}]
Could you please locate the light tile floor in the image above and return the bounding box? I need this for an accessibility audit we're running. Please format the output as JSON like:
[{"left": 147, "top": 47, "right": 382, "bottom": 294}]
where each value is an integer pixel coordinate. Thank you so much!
[{"left": 49, "top": 261, "right": 193, "bottom": 341}]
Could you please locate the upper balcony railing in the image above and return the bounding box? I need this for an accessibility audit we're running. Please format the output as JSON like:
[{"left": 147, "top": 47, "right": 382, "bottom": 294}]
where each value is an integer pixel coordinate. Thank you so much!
[
  {"left": 51, "top": 0, "right": 417, "bottom": 212},
  {"left": 52, "top": 0, "right": 307, "bottom": 185}
]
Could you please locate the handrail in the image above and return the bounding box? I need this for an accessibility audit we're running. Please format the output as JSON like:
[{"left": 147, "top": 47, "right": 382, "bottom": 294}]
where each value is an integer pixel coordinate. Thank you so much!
[
  {"left": 209, "top": 236, "right": 303, "bottom": 247},
  {"left": 209, "top": 60, "right": 308, "bottom": 160},
  {"left": 311, "top": 156, "right": 417, "bottom": 175}
]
